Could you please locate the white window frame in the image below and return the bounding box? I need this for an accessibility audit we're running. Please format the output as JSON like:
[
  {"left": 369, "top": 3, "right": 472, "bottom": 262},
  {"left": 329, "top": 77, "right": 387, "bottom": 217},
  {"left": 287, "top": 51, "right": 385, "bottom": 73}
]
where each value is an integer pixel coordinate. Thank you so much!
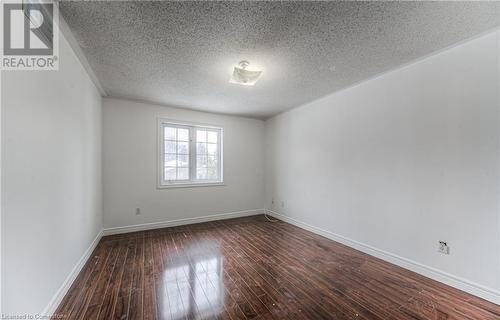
[{"left": 157, "top": 118, "right": 224, "bottom": 188}]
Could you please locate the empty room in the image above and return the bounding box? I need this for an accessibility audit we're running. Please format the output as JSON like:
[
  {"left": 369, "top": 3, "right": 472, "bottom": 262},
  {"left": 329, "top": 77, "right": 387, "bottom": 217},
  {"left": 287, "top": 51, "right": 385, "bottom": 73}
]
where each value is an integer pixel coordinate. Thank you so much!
[{"left": 2, "top": 1, "right": 500, "bottom": 319}]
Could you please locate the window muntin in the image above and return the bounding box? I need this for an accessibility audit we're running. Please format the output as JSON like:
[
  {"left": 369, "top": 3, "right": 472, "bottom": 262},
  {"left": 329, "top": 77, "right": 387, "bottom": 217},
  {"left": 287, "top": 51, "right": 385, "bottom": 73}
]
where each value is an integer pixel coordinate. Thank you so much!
[{"left": 159, "top": 120, "right": 223, "bottom": 187}]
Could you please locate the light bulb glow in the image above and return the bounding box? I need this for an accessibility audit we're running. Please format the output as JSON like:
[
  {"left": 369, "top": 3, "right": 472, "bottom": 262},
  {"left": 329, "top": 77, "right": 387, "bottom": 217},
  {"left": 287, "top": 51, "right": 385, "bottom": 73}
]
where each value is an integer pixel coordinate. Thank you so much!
[{"left": 229, "top": 61, "right": 263, "bottom": 86}]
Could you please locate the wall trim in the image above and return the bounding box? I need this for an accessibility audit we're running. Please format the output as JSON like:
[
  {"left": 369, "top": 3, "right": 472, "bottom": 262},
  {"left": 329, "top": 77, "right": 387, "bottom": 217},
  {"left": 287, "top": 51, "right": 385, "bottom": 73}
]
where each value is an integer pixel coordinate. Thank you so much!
[
  {"left": 42, "top": 209, "right": 263, "bottom": 316},
  {"left": 42, "top": 207, "right": 498, "bottom": 316},
  {"left": 272, "top": 27, "right": 500, "bottom": 120},
  {"left": 266, "top": 209, "right": 500, "bottom": 305},
  {"left": 102, "top": 209, "right": 264, "bottom": 236},
  {"left": 42, "top": 229, "right": 103, "bottom": 317},
  {"left": 58, "top": 8, "right": 107, "bottom": 96}
]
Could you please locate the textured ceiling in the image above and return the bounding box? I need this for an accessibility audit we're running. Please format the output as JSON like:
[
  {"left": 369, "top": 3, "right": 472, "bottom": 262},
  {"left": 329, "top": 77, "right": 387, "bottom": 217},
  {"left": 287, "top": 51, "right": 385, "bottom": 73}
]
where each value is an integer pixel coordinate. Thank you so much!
[{"left": 60, "top": 1, "right": 500, "bottom": 119}]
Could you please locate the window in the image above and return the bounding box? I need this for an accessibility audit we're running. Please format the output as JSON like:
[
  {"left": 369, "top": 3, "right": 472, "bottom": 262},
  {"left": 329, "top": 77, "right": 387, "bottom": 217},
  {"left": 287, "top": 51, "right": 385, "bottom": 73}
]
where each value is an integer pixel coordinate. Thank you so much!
[{"left": 158, "top": 120, "right": 223, "bottom": 187}]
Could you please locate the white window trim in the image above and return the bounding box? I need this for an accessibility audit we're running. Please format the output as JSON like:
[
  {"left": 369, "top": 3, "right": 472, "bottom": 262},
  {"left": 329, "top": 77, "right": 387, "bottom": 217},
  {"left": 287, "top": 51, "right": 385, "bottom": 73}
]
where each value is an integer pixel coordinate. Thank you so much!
[{"left": 157, "top": 118, "right": 224, "bottom": 189}]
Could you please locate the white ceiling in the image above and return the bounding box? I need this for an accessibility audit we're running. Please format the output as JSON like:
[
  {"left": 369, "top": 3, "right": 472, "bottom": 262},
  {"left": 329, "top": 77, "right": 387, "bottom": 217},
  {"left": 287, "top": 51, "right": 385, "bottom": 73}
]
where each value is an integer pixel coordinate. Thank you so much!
[{"left": 60, "top": 1, "right": 500, "bottom": 119}]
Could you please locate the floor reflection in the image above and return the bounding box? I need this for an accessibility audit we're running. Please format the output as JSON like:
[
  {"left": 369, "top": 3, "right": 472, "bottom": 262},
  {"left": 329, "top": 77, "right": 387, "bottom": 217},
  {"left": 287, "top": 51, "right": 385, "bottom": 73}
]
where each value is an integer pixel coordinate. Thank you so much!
[{"left": 161, "top": 241, "right": 225, "bottom": 320}]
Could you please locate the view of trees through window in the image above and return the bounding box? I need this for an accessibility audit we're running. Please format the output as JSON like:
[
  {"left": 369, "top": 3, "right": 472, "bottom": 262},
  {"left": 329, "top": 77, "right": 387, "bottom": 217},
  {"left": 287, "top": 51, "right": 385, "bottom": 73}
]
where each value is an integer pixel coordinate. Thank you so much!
[
  {"left": 161, "top": 122, "right": 222, "bottom": 185},
  {"left": 196, "top": 129, "right": 219, "bottom": 180}
]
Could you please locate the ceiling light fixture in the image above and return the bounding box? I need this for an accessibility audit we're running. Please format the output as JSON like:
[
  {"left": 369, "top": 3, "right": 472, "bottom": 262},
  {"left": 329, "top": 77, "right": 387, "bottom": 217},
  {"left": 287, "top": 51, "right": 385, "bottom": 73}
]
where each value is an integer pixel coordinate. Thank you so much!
[{"left": 229, "top": 60, "right": 263, "bottom": 86}]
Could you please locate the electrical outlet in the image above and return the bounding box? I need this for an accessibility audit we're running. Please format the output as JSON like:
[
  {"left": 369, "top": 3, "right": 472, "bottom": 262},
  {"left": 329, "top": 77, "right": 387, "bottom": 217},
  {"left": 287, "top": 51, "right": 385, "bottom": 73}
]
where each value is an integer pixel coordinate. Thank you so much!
[
  {"left": 280, "top": 201, "right": 285, "bottom": 208},
  {"left": 438, "top": 241, "right": 449, "bottom": 255},
  {"left": 271, "top": 198, "right": 275, "bottom": 205},
  {"left": 135, "top": 208, "right": 141, "bottom": 215}
]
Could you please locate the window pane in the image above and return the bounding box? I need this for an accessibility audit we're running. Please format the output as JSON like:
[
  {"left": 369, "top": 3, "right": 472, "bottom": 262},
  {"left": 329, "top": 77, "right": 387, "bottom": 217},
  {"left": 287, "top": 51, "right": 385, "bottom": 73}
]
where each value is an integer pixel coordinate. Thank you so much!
[
  {"left": 207, "top": 155, "right": 217, "bottom": 167},
  {"left": 165, "top": 141, "right": 176, "bottom": 153},
  {"left": 207, "top": 143, "right": 217, "bottom": 156},
  {"left": 164, "top": 154, "right": 176, "bottom": 167},
  {"left": 177, "top": 142, "right": 189, "bottom": 154},
  {"left": 197, "top": 130, "right": 207, "bottom": 143},
  {"left": 177, "top": 154, "right": 189, "bottom": 167},
  {"left": 207, "top": 167, "right": 218, "bottom": 180},
  {"left": 164, "top": 127, "right": 176, "bottom": 140},
  {"left": 161, "top": 123, "right": 221, "bottom": 185},
  {"left": 177, "top": 168, "right": 189, "bottom": 180},
  {"left": 207, "top": 131, "right": 217, "bottom": 143},
  {"left": 177, "top": 128, "right": 189, "bottom": 141},
  {"left": 196, "top": 142, "right": 207, "bottom": 155},
  {"left": 197, "top": 155, "right": 207, "bottom": 168},
  {"left": 197, "top": 168, "right": 207, "bottom": 179},
  {"left": 164, "top": 167, "right": 176, "bottom": 180}
]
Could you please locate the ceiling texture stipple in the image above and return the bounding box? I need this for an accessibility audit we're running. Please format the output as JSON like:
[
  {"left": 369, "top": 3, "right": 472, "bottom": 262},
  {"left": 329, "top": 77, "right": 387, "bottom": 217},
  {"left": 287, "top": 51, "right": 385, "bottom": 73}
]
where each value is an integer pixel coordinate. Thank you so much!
[{"left": 60, "top": 1, "right": 500, "bottom": 119}]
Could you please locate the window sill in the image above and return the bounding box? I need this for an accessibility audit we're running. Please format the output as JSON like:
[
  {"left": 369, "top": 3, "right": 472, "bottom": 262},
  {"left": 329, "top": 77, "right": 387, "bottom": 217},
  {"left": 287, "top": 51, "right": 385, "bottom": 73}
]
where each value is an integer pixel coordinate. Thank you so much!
[{"left": 157, "top": 182, "right": 225, "bottom": 189}]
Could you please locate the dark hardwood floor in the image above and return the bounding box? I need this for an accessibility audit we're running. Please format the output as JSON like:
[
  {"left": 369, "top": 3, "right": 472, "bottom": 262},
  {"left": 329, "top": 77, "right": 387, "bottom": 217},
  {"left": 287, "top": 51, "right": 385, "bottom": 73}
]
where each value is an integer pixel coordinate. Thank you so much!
[{"left": 54, "top": 215, "right": 500, "bottom": 320}]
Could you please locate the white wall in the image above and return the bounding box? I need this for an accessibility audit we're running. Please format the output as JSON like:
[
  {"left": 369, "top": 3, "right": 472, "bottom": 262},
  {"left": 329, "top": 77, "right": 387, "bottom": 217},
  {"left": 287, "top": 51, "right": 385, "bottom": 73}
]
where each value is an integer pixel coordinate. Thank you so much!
[
  {"left": 102, "top": 98, "right": 264, "bottom": 229},
  {"left": 265, "top": 30, "right": 500, "bottom": 300},
  {"left": 1, "top": 32, "right": 103, "bottom": 314}
]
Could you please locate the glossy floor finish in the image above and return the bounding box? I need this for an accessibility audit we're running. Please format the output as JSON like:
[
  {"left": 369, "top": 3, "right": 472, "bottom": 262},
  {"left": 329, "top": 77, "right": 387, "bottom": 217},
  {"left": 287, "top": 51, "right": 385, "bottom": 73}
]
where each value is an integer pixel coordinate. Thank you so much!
[{"left": 54, "top": 215, "right": 500, "bottom": 320}]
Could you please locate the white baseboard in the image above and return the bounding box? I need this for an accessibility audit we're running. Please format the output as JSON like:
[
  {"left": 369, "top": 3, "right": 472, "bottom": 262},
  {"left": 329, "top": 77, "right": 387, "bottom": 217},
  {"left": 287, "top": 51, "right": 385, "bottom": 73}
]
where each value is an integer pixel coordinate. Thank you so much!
[
  {"left": 42, "top": 207, "right": 498, "bottom": 318},
  {"left": 42, "top": 229, "right": 103, "bottom": 317},
  {"left": 102, "top": 209, "right": 264, "bottom": 236},
  {"left": 41, "top": 209, "right": 263, "bottom": 317},
  {"left": 266, "top": 209, "right": 500, "bottom": 305}
]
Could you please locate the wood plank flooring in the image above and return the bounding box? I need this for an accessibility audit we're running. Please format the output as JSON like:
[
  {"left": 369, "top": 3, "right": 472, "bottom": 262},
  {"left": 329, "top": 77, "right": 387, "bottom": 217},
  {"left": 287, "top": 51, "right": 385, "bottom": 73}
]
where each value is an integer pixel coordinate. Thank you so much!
[{"left": 54, "top": 215, "right": 500, "bottom": 319}]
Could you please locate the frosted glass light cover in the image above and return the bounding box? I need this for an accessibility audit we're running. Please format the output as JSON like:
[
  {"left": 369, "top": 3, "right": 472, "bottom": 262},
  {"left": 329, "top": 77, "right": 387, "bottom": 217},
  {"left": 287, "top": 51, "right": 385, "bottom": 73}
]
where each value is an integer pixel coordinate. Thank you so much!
[{"left": 229, "top": 65, "right": 263, "bottom": 86}]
